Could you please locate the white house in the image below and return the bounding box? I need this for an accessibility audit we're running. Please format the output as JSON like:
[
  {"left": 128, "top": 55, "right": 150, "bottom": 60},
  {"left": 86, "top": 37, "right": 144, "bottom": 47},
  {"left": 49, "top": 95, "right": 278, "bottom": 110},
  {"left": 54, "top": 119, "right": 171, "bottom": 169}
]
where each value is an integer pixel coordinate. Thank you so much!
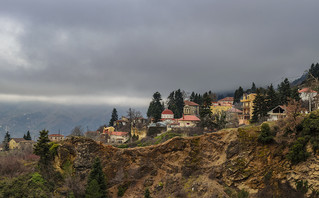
[
  {"left": 299, "top": 88, "right": 317, "bottom": 101},
  {"left": 267, "top": 106, "right": 286, "bottom": 121}
]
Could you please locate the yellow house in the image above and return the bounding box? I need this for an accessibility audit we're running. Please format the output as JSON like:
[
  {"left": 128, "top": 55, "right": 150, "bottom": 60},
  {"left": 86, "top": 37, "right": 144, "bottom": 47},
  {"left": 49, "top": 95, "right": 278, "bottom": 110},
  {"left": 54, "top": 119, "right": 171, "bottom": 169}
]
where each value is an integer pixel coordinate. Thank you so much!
[
  {"left": 210, "top": 103, "right": 232, "bottom": 115},
  {"left": 131, "top": 126, "right": 147, "bottom": 140},
  {"left": 9, "top": 138, "right": 26, "bottom": 150},
  {"left": 240, "top": 93, "right": 257, "bottom": 124}
]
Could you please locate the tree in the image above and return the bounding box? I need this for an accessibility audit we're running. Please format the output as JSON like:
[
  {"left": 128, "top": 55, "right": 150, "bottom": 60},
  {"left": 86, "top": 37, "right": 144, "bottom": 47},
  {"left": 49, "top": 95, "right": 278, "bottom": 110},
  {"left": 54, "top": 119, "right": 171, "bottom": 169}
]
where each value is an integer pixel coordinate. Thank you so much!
[
  {"left": 265, "top": 84, "right": 279, "bottom": 111},
  {"left": 251, "top": 82, "right": 257, "bottom": 93},
  {"left": 291, "top": 87, "right": 301, "bottom": 102},
  {"left": 233, "top": 86, "right": 244, "bottom": 104},
  {"left": 278, "top": 78, "right": 291, "bottom": 105},
  {"left": 33, "top": 130, "right": 51, "bottom": 167},
  {"left": 167, "top": 89, "right": 185, "bottom": 118},
  {"left": 24, "top": 131, "right": 32, "bottom": 140},
  {"left": 70, "top": 126, "right": 84, "bottom": 137},
  {"left": 109, "top": 108, "right": 118, "bottom": 127},
  {"left": 3, "top": 131, "right": 11, "bottom": 151},
  {"left": 85, "top": 158, "right": 107, "bottom": 198},
  {"left": 258, "top": 123, "right": 274, "bottom": 144},
  {"left": 251, "top": 88, "right": 267, "bottom": 123},
  {"left": 144, "top": 188, "right": 151, "bottom": 198},
  {"left": 147, "top": 92, "right": 164, "bottom": 122}
]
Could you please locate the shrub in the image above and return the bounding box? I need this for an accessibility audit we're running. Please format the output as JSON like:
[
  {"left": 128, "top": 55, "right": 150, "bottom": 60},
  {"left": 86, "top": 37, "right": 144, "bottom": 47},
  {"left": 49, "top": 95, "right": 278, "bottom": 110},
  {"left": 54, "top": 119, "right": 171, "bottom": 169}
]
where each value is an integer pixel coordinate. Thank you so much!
[
  {"left": 258, "top": 123, "right": 274, "bottom": 144},
  {"left": 287, "top": 137, "right": 310, "bottom": 165},
  {"left": 237, "top": 189, "right": 249, "bottom": 198}
]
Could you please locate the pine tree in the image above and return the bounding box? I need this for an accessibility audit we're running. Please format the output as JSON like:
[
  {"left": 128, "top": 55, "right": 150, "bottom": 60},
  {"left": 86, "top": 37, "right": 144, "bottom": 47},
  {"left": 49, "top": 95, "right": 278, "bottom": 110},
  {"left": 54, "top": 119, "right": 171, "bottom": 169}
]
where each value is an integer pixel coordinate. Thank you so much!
[
  {"left": 3, "top": 131, "right": 11, "bottom": 151},
  {"left": 278, "top": 78, "right": 291, "bottom": 105},
  {"left": 147, "top": 92, "right": 164, "bottom": 122},
  {"left": 251, "top": 88, "right": 267, "bottom": 123},
  {"left": 265, "top": 84, "right": 279, "bottom": 111},
  {"left": 167, "top": 89, "right": 184, "bottom": 118},
  {"left": 291, "top": 87, "right": 301, "bottom": 101},
  {"left": 85, "top": 158, "right": 107, "bottom": 198},
  {"left": 251, "top": 82, "right": 257, "bottom": 93},
  {"left": 26, "top": 131, "right": 32, "bottom": 140},
  {"left": 233, "top": 86, "right": 244, "bottom": 104},
  {"left": 33, "top": 130, "right": 51, "bottom": 167},
  {"left": 109, "top": 108, "right": 118, "bottom": 126},
  {"left": 190, "top": 92, "right": 195, "bottom": 102},
  {"left": 23, "top": 134, "right": 27, "bottom": 140}
]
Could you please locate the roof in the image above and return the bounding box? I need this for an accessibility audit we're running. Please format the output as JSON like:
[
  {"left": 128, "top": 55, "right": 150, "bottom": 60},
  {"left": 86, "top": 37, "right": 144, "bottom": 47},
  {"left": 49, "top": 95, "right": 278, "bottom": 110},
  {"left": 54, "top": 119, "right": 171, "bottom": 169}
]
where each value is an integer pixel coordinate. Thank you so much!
[
  {"left": 299, "top": 87, "right": 317, "bottom": 93},
  {"left": 184, "top": 100, "right": 199, "bottom": 106},
  {"left": 110, "top": 131, "right": 129, "bottom": 136},
  {"left": 11, "top": 138, "right": 26, "bottom": 143},
  {"left": 218, "top": 97, "right": 234, "bottom": 102},
  {"left": 49, "top": 134, "right": 64, "bottom": 137},
  {"left": 178, "top": 115, "right": 200, "bottom": 121},
  {"left": 227, "top": 107, "right": 243, "bottom": 113},
  {"left": 162, "top": 109, "right": 174, "bottom": 115}
]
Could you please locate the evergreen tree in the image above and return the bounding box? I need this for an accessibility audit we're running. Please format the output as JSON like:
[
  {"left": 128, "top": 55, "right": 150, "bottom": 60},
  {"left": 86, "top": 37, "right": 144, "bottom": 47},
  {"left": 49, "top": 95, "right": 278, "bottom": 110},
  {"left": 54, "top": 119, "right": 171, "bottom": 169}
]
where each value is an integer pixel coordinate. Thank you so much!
[
  {"left": 144, "top": 188, "right": 151, "bottom": 198},
  {"left": 109, "top": 108, "right": 118, "bottom": 127},
  {"left": 3, "top": 131, "right": 11, "bottom": 151},
  {"left": 265, "top": 84, "right": 279, "bottom": 111},
  {"left": 25, "top": 131, "right": 32, "bottom": 140},
  {"left": 233, "top": 86, "right": 244, "bottom": 104},
  {"left": 291, "top": 87, "right": 301, "bottom": 101},
  {"left": 23, "top": 134, "right": 27, "bottom": 140},
  {"left": 251, "top": 88, "right": 267, "bottom": 123},
  {"left": 85, "top": 158, "right": 107, "bottom": 198},
  {"left": 278, "top": 78, "right": 291, "bottom": 105},
  {"left": 167, "top": 89, "right": 184, "bottom": 118},
  {"left": 309, "top": 63, "right": 319, "bottom": 79},
  {"left": 147, "top": 92, "right": 164, "bottom": 122},
  {"left": 251, "top": 82, "right": 257, "bottom": 93},
  {"left": 33, "top": 130, "right": 51, "bottom": 167},
  {"left": 190, "top": 92, "right": 195, "bottom": 102},
  {"left": 258, "top": 123, "right": 274, "bottom": 144}
]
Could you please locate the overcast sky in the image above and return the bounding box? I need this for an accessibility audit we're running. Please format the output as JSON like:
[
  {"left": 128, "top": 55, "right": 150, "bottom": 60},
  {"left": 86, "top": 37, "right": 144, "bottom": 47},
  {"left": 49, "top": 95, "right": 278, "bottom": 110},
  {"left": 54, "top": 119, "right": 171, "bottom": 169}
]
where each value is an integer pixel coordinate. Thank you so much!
[{"left": 0, "top": 0, "right": 318, "bottom": 107}]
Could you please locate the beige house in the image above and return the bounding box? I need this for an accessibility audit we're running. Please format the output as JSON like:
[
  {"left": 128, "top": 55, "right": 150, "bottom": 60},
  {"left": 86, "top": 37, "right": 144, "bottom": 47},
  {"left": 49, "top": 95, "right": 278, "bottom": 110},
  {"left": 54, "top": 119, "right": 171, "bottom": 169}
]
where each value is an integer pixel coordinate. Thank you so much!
[
  {"left": 108, "top": 131, "right": 129, "bottom": 144},
  {"left": 9, "top": 138, "right": 36, "bottom": 150},
  {"left": 267, "top": 106, "right": 287, "bottom": 121},
  {"left": 183, "top": 100, "right": 200, "bottom": 117},
  {"left": 48, "top": 134, "right": 65, "bottom": 142},
  {"left": 177, "top": 115, "right": 200, "bottom": 127}
]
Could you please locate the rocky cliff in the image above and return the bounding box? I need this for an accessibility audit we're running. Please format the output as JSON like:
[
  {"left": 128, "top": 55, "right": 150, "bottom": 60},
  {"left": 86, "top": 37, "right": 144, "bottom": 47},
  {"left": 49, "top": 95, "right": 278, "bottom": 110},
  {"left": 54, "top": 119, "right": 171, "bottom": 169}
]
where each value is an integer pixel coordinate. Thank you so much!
[{"left": 54, "top": 127, "right": 317, "bottom": 198}]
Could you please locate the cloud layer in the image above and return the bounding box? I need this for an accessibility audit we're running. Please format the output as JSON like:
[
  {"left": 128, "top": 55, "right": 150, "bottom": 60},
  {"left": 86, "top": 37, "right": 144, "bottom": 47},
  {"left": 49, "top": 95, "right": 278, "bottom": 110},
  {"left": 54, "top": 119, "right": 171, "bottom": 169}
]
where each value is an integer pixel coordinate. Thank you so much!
[{"left": 0, "top": 0, "right": 318, "bottom": 106}]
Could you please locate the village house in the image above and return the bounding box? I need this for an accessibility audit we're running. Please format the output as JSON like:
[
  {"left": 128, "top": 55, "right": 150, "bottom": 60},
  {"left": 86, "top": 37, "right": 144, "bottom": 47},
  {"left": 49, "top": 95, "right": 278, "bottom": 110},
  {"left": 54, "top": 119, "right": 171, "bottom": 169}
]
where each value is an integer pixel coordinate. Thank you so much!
[
  {"left": 226, "top": 107, "right": 243, "bottom": 127},
  {"left": 48, "top": 134, "right": 65, "bottom": 142},
  {"left": 217, "top": 97, "right": 234, "bottom": 106},
  {"left": 267, "top": 105, "right": 287, "bottom": 121},
  {"left": 177, "top": 115, "right": 200, "bottom": 127},
  {"left": 183, "top": 100, "right": 200, "bottom": 117},
  {"left": 299, "top": 87, "right": 317, "bottom": 101},
  {"left": 107, "top": 131, "right": 129, "bottom": 144},
  {"left": 211, "top": 97, "right": 233, "bottom": 115},
  {"left": 114, "top": 116, "right": 129, "bottom": 127},
  {"left": 9, "top": 138, "right": 36, "bottom": 150},
  {"left": 240, "top": 93, "right": 257, "bottom": 124},
  {"left": 161, "top": 109, "right": 174, "bottom": 120}
]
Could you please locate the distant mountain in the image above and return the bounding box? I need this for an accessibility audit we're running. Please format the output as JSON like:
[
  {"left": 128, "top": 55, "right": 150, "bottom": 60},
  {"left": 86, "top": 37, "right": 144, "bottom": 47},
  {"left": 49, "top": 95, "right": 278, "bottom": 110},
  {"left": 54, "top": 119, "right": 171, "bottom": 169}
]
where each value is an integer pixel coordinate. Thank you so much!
[
  {"left": 291, "top": 72, "right": 308, "bottom": 86},
  {"left": 0, "top": 102, "right": 138, "bottom": 140}
]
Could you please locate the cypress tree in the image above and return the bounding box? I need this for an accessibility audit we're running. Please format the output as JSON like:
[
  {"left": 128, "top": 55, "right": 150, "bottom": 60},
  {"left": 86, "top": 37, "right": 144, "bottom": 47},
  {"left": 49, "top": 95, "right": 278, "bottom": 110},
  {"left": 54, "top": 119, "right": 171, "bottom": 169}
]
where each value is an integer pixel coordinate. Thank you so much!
[
  {"left": 33, "top": 130, "right": 51, "bottom": 167},
  {"left": 278, "top": 78, "right": 291, "bottom": 105},
  {"left": 3, "top": 131, "right": 11, "bottom": 151},
  {"left": 251, "top": 88, "right": 267, "bottom": 123},
  {"left": 26, "top": 131, "right": 32, "bottom": 140},
  {"left": 109, "top": 108, "right": 118, "bottom": 127},
  {"left": 251, "top": 82, "right": 257, "bottom": 93},
  {"left": 147, "top": 92, "right": 164, "bottom": 122},
  {"left": 85, "top": 158, "right": 107, "bottom": 198}
]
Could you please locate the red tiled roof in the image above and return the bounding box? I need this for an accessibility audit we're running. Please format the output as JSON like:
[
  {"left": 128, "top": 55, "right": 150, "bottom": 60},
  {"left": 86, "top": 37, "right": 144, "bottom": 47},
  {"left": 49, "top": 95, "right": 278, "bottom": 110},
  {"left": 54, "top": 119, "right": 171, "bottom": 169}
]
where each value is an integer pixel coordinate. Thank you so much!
[
  {"left": 110, "top": 131, "right": 129, "bottom": 136},
  {"left": 298, "top": 88, "right": 317, "bottom": 93},
  {"left": 178, "top": 115, "right": 200, "bottom": 121},
  {"left": 184, "top": 100, "right": 199, "bottom": 106},
  {"left": 218, "top": 97, "right": 234, "bottom": 102},
  {"left": 162, "top": 109, "right": 174, "bottom": 115},
  {"left": 227, "top": 107, "right": 243, "bottom": 113},
  {"left": 49, "top": 134, "right": 64, "bottom": 137}
]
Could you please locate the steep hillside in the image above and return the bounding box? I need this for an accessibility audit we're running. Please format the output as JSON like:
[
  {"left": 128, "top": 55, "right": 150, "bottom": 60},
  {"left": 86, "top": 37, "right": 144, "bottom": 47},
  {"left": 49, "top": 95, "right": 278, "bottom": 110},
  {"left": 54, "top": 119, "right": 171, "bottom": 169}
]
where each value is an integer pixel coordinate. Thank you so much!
[{"left": 53, "top": 126, "right": 319, "bottom": 198}]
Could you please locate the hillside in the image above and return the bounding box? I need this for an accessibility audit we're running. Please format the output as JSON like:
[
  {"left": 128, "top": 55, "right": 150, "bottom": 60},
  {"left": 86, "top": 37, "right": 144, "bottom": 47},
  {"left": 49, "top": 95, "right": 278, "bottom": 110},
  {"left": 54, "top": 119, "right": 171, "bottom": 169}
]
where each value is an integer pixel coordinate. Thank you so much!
[{"left": 53, "top": 126, "right": 315, "bottom": 198}]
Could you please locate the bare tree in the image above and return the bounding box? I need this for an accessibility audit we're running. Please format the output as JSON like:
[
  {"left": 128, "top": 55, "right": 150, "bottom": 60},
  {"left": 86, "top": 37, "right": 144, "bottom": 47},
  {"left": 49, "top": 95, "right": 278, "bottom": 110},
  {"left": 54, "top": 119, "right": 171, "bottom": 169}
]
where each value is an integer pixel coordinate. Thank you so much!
[{"left": 70, "top": 126, "right": 84, "bottom": 137}]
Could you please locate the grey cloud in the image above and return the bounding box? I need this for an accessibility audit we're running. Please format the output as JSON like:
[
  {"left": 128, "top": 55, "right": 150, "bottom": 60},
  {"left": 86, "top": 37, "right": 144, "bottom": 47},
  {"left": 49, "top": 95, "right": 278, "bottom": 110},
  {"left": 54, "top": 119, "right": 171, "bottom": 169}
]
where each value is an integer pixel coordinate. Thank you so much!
[{"left": 0, "top": 0, "right": 319, "bottom": 106}]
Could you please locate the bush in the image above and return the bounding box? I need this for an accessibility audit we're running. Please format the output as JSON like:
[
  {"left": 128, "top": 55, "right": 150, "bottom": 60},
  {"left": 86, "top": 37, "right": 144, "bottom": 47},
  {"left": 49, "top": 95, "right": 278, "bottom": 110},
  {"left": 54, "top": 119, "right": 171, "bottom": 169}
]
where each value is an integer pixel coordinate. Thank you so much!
[
  {"left": 287, "top": 137, "right": 310, "bottom": 165},
  {"left": 258, "top": 123, "right": 274, "bottom": 144},
  {"left": 117, "top": 184, "right": 128, "bottom": 197},
  {"left": 237, "top": 189, "right": 249, "bottom": 198}
]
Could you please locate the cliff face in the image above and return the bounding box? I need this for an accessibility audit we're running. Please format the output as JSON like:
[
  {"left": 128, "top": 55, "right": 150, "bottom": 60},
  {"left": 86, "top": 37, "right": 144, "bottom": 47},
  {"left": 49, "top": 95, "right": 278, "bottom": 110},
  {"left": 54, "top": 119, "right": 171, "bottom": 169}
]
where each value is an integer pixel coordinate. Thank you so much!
[{"left": 55, "top": 127, "right": 315, "bottom": 198}]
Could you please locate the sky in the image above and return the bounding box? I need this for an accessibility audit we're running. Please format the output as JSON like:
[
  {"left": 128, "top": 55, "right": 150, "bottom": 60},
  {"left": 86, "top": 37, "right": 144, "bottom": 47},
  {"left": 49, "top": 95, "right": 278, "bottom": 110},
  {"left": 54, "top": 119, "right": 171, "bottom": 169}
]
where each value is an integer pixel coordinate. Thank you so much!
[{"left": 0, "top": 0, "right": 319, "bottom": 108}]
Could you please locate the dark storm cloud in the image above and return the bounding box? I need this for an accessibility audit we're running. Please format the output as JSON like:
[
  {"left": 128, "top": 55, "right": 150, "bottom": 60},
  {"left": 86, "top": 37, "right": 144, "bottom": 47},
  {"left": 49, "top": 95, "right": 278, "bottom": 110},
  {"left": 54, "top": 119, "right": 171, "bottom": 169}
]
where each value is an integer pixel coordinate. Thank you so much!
[{"left": 0, "top": 0, "right": 319, "bottom": 106}]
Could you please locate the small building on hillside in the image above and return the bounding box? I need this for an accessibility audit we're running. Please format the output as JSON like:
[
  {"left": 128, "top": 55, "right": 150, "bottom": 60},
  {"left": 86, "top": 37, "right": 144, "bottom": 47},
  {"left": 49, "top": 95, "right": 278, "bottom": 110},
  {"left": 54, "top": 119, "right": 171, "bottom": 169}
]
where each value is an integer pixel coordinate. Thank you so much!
[
  {"left": 103, "top": 126, "right": 115, "bottom": 134},
  {"left": 48, "top": 134, "right": 65, "bottom": 142},
  {"left": 161, "top": 109, "right": 174, "bottom": 120},
  {"left": 9, "top": 138, "right": 36, "bottom": 150},
  {"left": 183, "top": 100, "right": 200, "bottom": 117},
  {"left": 177, "top": 115, "right": 200, "bottom": 127},
  {"left": 241, "top": 93, "right": 257, "bottom": 124},
  {"left": 218, "top": 97, "right": 234, "bottom": 106},
  {"left": 267, "top": 106, "right": 287, "bottom": 121},
  {"left": 226, "top": 107, "right": 243, "bottom": 127},
  {"left": 114, "top": 116, "right": 129, "bottom": 127},
  {"left": 108, "top": 131, "right": 129, "bottom": 144},
  {"left": 299, "top": 88, "right": 317, "bottom": 101}
]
